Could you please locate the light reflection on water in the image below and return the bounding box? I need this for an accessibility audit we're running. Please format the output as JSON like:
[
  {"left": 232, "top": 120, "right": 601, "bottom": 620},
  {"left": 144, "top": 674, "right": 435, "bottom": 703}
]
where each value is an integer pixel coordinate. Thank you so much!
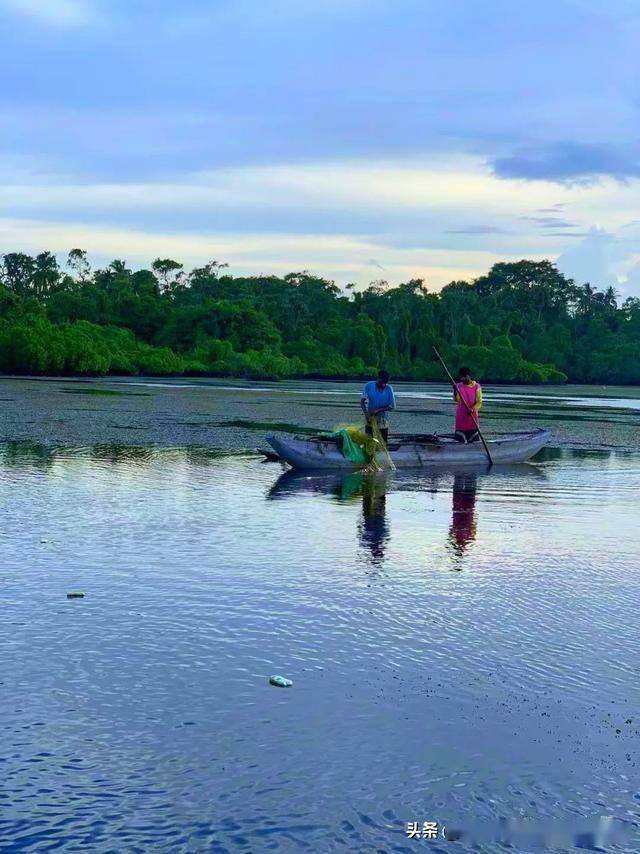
[{"left": 1, "top": 439, "right": 639, "bottom": 851}]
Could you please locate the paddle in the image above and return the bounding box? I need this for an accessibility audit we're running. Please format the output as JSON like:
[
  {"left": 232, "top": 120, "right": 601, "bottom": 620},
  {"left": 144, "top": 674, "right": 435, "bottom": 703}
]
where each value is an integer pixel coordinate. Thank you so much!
[{"left": 432, "top": 345, "right": 493, "bottom": 467}]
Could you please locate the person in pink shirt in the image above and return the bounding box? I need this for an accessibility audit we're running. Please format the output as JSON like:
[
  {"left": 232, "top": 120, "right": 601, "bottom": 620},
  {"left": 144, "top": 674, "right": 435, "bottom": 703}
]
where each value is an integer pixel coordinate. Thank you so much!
[{"left": 453, "top": 366, "right": 483, "bottom": 443}]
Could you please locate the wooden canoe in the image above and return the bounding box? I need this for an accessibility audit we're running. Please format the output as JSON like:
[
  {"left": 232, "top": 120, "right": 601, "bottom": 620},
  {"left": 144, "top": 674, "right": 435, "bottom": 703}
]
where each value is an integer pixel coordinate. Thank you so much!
[{"left": 266, "top": 429, "right": 551, "bottom": 470}]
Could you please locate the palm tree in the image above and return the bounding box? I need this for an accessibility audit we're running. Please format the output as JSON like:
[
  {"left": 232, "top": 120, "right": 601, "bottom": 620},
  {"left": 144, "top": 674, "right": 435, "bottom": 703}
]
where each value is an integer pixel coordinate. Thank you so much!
[
  {"left": 578, "top": 282, "right": 596, "bottom": 316},
  {"left": 603, "top": 285, "right": 619, "bottom": 311}
]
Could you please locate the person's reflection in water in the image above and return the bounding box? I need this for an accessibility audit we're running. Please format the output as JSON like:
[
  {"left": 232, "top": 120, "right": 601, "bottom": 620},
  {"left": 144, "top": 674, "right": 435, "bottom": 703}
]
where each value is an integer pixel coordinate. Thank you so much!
[
  {"left": 357, "top": 472, "right": 391, "bottom": 564},
  {"left": 448, "top": 472, "right": 478, "bottom": 564}
]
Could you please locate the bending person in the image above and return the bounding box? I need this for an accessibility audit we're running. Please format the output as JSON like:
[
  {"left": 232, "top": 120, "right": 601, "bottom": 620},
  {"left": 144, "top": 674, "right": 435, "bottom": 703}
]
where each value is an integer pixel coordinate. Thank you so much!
[
  {"left": 453, "top": 366, "right": 483, "bottom": 443},
  {"left": 360, "top": 369, "right": 395, "bottom": 446}
]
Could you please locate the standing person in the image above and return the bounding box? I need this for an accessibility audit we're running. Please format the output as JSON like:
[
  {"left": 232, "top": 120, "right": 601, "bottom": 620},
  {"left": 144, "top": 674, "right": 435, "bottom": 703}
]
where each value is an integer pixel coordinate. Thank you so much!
[
  {"left": 360, "top": 369, "right": 395, "bottom": 446},
  {"left": 453, "top": 367, "right": 483, "bottom": 443}
]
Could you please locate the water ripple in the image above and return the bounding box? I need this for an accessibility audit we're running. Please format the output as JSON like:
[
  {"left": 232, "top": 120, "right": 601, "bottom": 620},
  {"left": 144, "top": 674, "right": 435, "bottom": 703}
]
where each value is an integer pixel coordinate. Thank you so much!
[{"left": 1, "top": 436, "right": 639, "bottom": 850}]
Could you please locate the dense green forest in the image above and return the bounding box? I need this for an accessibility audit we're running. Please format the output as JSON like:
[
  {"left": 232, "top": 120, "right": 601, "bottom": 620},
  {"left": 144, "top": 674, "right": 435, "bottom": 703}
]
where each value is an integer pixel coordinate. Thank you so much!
[{"left": 1, "top": 250, "right": 639, "bottom": 383}]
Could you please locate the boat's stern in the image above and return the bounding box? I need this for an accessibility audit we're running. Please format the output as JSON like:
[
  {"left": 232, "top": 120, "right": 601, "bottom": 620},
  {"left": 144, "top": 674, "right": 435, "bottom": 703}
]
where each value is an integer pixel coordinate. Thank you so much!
[
  {"left": 493, "top": 428, "right": 551, "bottom": 463},
  {"left": 527, "top": 428, "right": 552, "bottom": 459},
  {"left": 266, "top": 435, "right": 356, "bottom": 469},
  {"left": 265, "top": 435, "right": 324, "bottom": 469},
  {"left": 266, "top": 435, "right": 288, "bottom": 463}
]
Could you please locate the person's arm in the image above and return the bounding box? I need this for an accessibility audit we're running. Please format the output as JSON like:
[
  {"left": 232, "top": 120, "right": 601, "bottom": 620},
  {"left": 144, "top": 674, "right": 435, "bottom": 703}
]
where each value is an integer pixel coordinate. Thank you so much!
[
  {"left": 474, "top": 385, "right": 483, "bottom": 412},
  {"left": 387, "top": 386, "right": 396, "bottom": 412},
  {"left": 361, "top": 386, "right": 370, "bottom": 420}
]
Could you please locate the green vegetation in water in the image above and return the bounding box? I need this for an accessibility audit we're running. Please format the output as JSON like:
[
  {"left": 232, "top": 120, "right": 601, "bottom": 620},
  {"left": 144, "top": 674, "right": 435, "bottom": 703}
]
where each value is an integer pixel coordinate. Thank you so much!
[
  {"left": 1, "top": 251, "right": 638, "bottom": 383},
  {"left": 222, "top": 419, "right": 325, "bottom": 435},
  {"left": 60, "top": 387, "right": 151, "bottom": 396},
  {"left": 0, "top": 440, "right": 264, "bottom": 468}
]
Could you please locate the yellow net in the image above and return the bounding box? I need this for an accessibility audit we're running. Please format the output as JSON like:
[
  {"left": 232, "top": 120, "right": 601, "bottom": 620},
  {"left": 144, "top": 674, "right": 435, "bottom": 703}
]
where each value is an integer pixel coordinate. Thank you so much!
[
  {"left": 332, "top": 422, "right": 395, "bottom": 472},
  {"left": 368, "top": 418, "right": 396, "bottom": 472}
]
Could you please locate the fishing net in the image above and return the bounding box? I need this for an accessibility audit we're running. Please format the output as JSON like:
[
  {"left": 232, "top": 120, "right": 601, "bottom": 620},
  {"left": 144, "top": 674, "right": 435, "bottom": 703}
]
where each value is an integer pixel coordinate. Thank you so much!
[
  {"left": 331, "top": 425, "right": 373, "bottom": 465},
  {"left": 368, "top": 417, "right": 396, "bottom": 472},
  {"left": 331, "top": 422, "right": 395, "bottom": 472}
]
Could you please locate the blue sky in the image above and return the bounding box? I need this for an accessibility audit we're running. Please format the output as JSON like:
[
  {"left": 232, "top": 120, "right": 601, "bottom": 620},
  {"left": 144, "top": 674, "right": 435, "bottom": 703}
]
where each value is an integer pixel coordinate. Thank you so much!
[{"left": 1, "top": 0, "right": 639, "bottom": 292}]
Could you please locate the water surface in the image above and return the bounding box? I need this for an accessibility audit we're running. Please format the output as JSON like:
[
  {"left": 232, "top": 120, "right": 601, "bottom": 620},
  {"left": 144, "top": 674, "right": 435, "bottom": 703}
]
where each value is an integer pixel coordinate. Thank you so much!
[{"left": 1, "top": 380, "right": 639, "bottom": 851}]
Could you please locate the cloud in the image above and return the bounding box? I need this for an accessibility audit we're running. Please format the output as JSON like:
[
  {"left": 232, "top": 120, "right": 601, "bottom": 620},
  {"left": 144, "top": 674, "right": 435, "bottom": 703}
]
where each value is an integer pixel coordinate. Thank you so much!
[
  {"left": 622, "top": 261, "right": 640, "bottom": 297},
  {"left": 1, "top": 1, "right": 638, "bottom": 177},
  {"left": 556, "top": 224, "right": 640, "bottom": 296},
  {"left": 0, "top": 0, "right": 94, "bottom": 25},
  {"left": 445, "top": 225, "right": 511, "bottom": 235},
  {"left": 557, "top": 227, "right": 618, "bottom": 287},
  {"left": 493, "top": 142, "right": 640, "bottom": 184},
  {"left": 526, "top": 216, "right": 579, "bottom": 229},
  {"left": 3, "top": 154, "right": 640, "bottom": 287},
  {"left": 0, "top": 157, "right": 563, "bottom": 219},
  {"left": 0, "top": 216, "right": 519, "bottom": 290},
  {"left": 0, "top": 157, "right": 571, "bottom": 270},
  {"left": 545, "top": 232, "right": 590, "bottom": 239},
  {"left": 3, "top": 0, "right": 640, "bottom": 295}
]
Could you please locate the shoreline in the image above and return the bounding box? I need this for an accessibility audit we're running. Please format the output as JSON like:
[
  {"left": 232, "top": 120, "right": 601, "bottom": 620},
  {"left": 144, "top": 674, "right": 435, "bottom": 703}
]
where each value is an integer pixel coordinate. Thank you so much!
[{"left": 0, "top": 373, "right": 638, "bottom": 390}]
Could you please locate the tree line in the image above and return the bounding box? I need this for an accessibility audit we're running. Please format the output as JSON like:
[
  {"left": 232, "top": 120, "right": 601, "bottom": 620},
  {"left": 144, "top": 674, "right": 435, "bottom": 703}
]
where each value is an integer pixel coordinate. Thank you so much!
[{"left": 1, "top": 250, "right": 639, "bottom": 383}]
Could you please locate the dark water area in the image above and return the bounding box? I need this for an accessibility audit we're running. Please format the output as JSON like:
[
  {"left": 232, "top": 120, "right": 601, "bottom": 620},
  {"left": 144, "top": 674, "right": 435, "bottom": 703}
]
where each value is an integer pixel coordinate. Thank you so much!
[{"left": 1, "top": 379, "right": 639, "bottom": 851}]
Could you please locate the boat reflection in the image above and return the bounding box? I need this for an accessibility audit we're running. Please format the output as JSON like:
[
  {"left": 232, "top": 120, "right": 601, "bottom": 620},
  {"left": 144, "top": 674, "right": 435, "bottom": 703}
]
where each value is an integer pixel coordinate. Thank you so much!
[
  {"left": 268, "top": 463, "right": 547, "bottom": 568},
  {"left": 268, "top": 468, "right": 392, "bottom": 563}
]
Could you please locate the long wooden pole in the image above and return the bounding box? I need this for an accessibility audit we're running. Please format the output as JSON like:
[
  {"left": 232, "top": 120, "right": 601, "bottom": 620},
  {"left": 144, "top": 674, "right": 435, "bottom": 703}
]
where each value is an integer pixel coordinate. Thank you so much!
[{"left": 432, "top": 345, "right": 493, "bottom": 467}]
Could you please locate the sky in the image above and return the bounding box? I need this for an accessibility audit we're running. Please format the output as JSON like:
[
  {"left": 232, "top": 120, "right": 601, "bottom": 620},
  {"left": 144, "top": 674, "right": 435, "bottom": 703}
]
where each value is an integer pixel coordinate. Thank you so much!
[{"left": 1, "top": 0, "right": 639, "bottom": 294}]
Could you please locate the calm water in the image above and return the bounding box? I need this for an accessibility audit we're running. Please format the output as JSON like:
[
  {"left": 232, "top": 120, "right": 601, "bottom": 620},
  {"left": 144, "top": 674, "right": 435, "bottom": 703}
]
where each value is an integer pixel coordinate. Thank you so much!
[{"left": 1, "top": 379, "right": 639, "bottom": 852}]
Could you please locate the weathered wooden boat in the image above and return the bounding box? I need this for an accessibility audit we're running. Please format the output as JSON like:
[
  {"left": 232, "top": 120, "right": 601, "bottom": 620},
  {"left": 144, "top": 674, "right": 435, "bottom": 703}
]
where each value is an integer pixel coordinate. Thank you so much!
[{"left": 266, "top": 429, "right": 550, "bottom": 470}]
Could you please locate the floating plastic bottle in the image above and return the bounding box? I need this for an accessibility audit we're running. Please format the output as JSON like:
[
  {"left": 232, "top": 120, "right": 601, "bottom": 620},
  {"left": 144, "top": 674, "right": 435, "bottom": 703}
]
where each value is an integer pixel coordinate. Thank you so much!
[{"left": 269, "top": 675, "right": 292, "bottom": 688}]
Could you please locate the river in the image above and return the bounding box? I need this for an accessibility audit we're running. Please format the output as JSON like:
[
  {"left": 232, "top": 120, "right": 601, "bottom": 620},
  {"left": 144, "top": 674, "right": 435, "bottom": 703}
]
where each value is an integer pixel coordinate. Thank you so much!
[{"left": 1, "top": 378, "right": 639, "bottom": 851}]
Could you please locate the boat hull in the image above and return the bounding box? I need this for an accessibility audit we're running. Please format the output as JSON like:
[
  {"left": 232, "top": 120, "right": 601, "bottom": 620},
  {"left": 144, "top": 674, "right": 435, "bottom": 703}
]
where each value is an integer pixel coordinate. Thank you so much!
[{"left": 266, "top": 429, "right": 551, "bottom": 470}]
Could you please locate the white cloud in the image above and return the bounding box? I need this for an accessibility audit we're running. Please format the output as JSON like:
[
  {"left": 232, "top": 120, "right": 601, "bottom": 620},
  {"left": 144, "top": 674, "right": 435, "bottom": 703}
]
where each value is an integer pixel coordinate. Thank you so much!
[
  {"left": 556, "top": 227, "right": 619, "bottom": 289},
  {"left": 0, "top": 216, "right": 527, "bottom": 290},
  {"left": 557, "top": 224, "right": 640, "bottom": 296},
  {"left": 3, "top": 155, "right": 640, "bottom": 290},
  {"left": 622, "top": 261, "right": 640, "bottom": 297},
  {"left": 0, "top": 0, "right": 93, "bottom": 26},
  {"left": 3, "top": 156, "right": 543, "bottom": 214},
  {"left": 5, "top": 157, "right": 639, "bottom": 227}
]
